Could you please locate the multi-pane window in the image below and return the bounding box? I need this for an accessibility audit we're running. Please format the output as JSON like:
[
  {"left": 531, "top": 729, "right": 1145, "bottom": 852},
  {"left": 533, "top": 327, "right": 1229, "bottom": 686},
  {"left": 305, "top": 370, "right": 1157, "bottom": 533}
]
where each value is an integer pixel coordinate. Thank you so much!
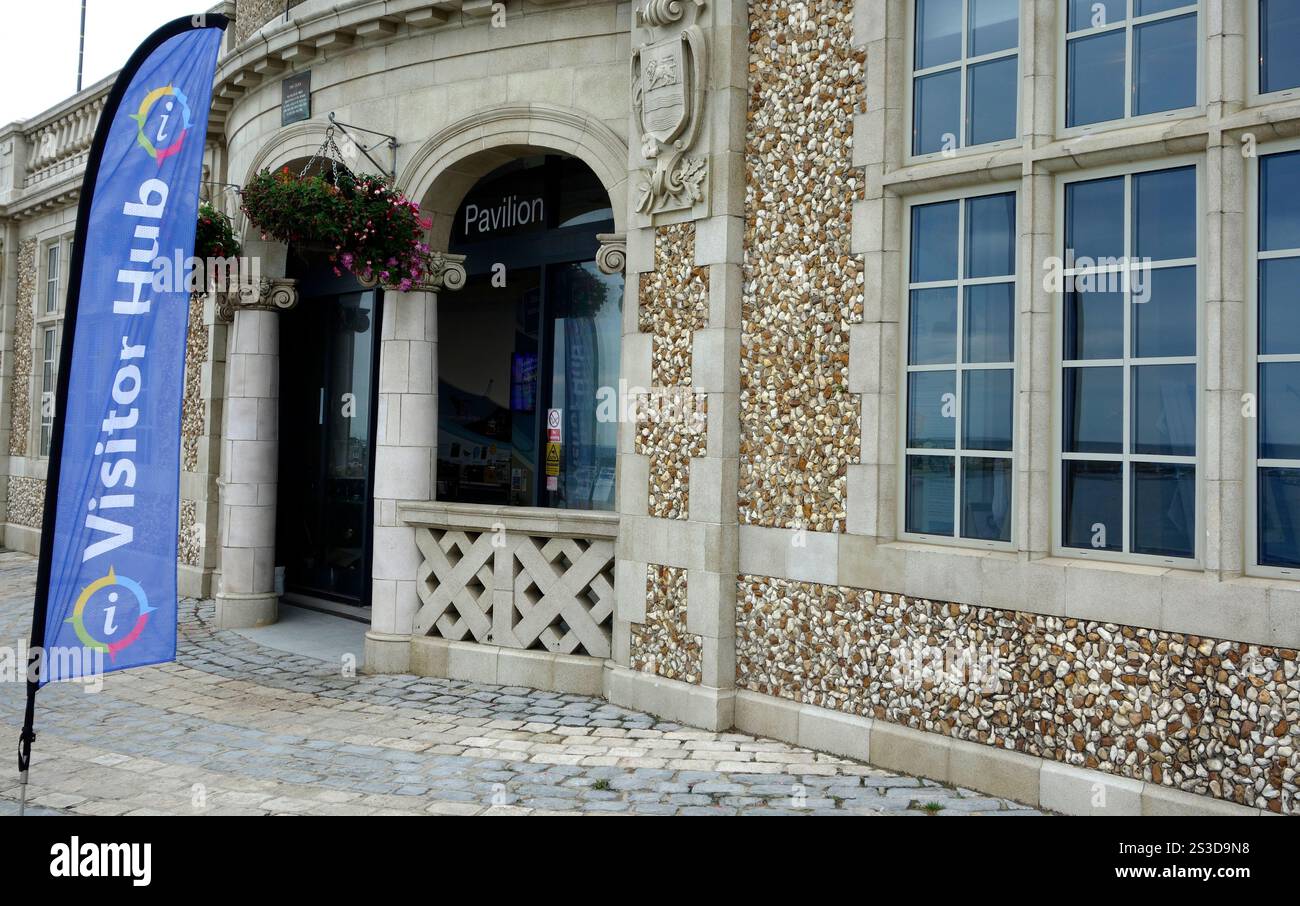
[
  {"left": 1254, "top": 149, "right": 1300, "bottom": 569},
  {"left": 905, "top": 191, "right": 1016, "bottom": 544},
  {"left": 1065, "top": 1, "right": 1199, "bottom": 128},
  {"left": 1060, "top": 165, "right": 1198, "bottom": 561},
  {"left": 37, "top": 239, "right": 65, "bottom": 456},
  {"left": 45, "top": 243, "right": 59, "bottom": 314},
  {"left": 1259, "top": 0, "right": 1300, "bottom": 95},
  {"left": 912, "top": 0, "right": 1019, "bottom": 156},
  {"left": 39, "top": 326, "right": 57, "bottom": 456}
]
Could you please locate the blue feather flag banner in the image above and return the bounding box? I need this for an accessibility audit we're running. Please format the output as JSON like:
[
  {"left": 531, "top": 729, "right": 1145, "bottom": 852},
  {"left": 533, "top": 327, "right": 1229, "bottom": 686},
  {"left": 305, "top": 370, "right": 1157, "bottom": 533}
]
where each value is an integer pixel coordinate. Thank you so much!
[{"left": 36, "top": 16, "right": 226, "bottom": 683}]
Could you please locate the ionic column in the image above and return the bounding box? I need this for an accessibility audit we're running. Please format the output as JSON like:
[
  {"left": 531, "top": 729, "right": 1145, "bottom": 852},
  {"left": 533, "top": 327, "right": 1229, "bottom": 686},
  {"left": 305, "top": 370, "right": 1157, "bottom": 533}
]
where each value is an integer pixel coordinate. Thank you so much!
[
  {"left": 364, "top": 254, "right": 465, "bottom": 673},
  {"left": 213, "top": 277, "right": 297, "bottom": 628}
]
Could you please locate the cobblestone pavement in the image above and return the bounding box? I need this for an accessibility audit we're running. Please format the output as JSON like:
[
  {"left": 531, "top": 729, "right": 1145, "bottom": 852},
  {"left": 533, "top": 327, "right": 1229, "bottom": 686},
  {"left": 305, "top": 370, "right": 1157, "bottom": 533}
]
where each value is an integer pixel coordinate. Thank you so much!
[{"left": 0, "top": 551, "right": 1044, "bottom": 816}]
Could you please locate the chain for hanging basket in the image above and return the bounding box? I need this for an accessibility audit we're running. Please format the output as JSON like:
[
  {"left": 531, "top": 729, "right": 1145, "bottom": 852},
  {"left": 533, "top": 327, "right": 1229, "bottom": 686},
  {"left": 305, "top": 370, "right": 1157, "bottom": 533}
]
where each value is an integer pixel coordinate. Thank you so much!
[{"left": 299, "top": 125, "right": 356, "bottom": 183}]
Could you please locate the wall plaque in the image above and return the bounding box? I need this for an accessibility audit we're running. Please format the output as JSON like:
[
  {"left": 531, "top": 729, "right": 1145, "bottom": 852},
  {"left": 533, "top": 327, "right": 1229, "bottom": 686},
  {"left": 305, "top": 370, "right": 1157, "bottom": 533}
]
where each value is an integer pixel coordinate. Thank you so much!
[{"left": 281, "top": 71, "right": 311, "bottom": 126}]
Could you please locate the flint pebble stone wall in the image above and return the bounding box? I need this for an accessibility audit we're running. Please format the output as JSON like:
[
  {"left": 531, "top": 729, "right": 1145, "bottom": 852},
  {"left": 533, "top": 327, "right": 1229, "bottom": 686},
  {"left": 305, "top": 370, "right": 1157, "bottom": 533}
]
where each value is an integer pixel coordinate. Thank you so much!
[
  {"left": 5, "top": 475, "right": 44, "bottom": 529},
  {"left": 736, "top": 576, "right": 1300, "bottom": 813},
  {"left": 177, "top": 291, "right": 227, "bottom": 596},
  {"left": 632, "top": 564, "right": 702, "bottom": 684},
  {"left": 728, "top": 0, "right": 1300, "bottom": 816},
  {"left": 7, "top": 239, "right": 35, "bottom": 458},
  {"left": 634, "top": 223, "right": 709, "bottom": 520},
  {"left": 181, "top": 293, "right": 208, "bottom": 473},
  {"left": 234, "top": 0, "right": 308, "bottom": 45},
  {"left": 739, "top": 0, "right": 864, "bottom": 533}
]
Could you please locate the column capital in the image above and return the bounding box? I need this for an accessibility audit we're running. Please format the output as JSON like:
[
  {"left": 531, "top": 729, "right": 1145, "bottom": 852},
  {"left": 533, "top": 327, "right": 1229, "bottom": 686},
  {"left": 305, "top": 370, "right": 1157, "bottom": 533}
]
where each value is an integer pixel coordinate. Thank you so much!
[
  {"left": 216, "top": 276, "right": 299, "bottom": 321},
  {"left": 358, "top": 252, "right": 468, "bottom": 293},
  {"left": 596, "top": 232, "right": 627, "bottom": 275}
]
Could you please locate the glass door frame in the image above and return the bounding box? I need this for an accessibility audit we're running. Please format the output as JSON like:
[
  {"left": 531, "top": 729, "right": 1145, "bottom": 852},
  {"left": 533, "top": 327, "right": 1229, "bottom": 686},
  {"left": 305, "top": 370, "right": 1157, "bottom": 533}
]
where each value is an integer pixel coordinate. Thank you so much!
[{"left": 280, "top": 257, "right": 385, "bottom": 608}]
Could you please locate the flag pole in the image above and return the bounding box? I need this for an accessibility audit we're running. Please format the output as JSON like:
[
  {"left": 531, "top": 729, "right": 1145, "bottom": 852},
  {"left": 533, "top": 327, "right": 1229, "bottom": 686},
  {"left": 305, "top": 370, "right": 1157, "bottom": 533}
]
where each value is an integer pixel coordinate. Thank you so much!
[
  {"left": 76, "top": 0, "right": 87, "bottom": 93},
  {"left": 17, "top": 10, "right": 228, "bottom": 815}
]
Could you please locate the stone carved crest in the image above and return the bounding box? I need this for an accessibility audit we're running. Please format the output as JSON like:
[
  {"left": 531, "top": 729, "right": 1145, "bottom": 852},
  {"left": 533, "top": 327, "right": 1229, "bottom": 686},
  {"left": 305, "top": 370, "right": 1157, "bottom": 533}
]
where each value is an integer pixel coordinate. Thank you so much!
[{"left": 631, "top": 0, "right": 708, "bottom": 216}]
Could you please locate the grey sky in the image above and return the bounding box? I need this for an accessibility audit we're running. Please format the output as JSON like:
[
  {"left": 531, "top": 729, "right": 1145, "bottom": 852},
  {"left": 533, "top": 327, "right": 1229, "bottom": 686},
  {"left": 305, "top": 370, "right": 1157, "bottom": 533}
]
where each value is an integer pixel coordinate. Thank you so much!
[{"left": 0, "top": 0, "right": 209, "bottom": 126}]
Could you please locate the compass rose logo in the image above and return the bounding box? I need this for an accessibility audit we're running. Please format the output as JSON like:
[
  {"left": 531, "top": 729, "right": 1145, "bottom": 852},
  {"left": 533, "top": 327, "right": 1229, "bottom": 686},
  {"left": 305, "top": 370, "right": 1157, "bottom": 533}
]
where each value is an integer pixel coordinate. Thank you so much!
[
  {"left": 66, "top": 567, "right": 155, "bottom": 660},
  {"left": 129, "top": 84, "right": 192, "bottom": 163}
]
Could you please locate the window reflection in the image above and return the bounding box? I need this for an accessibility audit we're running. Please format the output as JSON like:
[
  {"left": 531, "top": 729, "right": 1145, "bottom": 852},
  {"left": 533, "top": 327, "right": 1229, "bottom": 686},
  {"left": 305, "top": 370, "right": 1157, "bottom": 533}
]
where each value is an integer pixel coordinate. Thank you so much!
[
  {"left": 1061, "top": 166, "right": 1198, "bottom": 559},
  {"left": 906, "top": 191, "right": 1016, "bottom": 543},
  {"left": 438, "top": 154, "right": 621, "bottom": 512}
]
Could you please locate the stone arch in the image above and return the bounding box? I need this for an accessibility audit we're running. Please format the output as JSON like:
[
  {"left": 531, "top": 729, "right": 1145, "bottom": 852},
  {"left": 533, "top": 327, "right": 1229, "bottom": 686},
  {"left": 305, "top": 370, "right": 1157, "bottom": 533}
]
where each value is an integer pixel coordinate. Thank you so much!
[
  {"left": 236, "top": 121, "right": 335, "bottom": 246},
  {"left": 397, "top": 103, "right": 629, "bottom": 250}
]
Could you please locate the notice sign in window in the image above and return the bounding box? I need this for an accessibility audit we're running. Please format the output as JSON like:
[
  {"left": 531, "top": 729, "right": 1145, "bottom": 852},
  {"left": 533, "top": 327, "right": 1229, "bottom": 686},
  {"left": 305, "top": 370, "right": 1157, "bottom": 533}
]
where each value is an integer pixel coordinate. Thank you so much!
[
  {"left": 546, "top": 409, "right": 562, "bottom": 490},
  {"left": 281, "top": 71, "right": 311, "bottom": 126}
]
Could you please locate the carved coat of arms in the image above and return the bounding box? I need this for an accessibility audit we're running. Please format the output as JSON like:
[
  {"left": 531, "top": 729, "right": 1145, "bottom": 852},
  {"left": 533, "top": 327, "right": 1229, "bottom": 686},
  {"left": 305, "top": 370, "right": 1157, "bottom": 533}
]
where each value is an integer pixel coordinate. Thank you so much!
[{"left": 631, "top": 0, "right": 708, "bottom": 215}]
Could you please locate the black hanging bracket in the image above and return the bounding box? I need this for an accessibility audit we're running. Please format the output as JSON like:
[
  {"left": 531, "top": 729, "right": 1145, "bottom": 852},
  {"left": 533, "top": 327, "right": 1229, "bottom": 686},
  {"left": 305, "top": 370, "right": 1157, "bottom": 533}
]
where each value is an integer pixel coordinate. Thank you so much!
[{"left": 327, "top": 112, "right": 398, "bottom": 182}]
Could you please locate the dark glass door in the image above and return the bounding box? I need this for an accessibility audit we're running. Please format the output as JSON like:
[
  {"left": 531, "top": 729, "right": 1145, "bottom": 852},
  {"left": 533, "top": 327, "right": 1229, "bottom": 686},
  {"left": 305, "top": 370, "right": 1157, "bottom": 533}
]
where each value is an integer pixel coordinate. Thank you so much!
[{"left": 277, "top": 277, "right": 381, "bottom": 606}]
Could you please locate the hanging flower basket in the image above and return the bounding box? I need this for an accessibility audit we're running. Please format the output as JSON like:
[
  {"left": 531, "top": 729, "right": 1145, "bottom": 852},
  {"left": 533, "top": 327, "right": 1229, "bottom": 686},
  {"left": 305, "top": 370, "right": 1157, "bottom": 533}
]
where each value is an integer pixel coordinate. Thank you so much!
[
  {"left": 240, "top": 132, "right": 434, "bottom": 292},
  {"left": 194, "top": 202, "right": 242, "bottom": 259}
]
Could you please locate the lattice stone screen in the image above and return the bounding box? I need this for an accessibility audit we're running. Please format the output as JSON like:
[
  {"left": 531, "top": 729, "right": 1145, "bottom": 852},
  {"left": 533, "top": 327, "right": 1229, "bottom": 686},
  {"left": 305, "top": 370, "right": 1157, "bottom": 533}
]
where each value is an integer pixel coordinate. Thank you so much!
[{"left": 404, "top": 506, "right": 616, "bottom": 659}]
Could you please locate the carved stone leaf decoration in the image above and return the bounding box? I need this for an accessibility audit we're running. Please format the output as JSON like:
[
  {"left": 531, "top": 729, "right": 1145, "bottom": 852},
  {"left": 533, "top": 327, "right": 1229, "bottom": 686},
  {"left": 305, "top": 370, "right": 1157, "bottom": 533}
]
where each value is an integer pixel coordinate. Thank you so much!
[{"left": 674, "top": 155, "right": 706, "bottom": 203}]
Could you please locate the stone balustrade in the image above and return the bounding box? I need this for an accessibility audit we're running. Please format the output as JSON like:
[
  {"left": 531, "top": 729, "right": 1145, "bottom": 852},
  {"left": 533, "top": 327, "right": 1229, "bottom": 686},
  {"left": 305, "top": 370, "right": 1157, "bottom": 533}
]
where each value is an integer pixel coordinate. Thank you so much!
[
  {"left": 399, "top": 501, "right": 617, "bottom": 660},
  {"left": 21, "top": 92, "right": 107, "bottom": 189}
]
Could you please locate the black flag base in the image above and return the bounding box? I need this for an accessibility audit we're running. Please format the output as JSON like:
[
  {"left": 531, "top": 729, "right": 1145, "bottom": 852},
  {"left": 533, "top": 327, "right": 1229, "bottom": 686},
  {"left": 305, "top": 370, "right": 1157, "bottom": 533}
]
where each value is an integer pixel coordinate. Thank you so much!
[{"left": 18, "top": 682, "right": 36, "bottom": 817}]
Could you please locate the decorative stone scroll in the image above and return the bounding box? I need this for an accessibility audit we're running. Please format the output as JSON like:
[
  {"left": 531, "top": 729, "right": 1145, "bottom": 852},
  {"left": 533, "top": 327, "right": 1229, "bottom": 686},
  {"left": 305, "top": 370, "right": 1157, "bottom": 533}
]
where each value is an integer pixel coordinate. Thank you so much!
[
  {"left": 216, "top": 276, "right": 299, "bottom": 322},
  {"left": 356, "top": 251, "right": 468, "bottom": 293},
  {"left": 631, "top": 0, "right": 708, "bottom": 217},
  {"left": 595, "top": 232, "right": 627, "bottom": 275}
]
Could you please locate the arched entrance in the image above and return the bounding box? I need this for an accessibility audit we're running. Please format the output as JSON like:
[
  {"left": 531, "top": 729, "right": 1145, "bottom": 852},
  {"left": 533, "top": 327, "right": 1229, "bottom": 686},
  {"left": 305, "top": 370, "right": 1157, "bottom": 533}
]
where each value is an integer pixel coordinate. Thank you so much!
[
  {"left": 365, "top": 144, "right": 626, "bottom": 674},
  {"left": 437, "top": 153, "right": 622, "bottom": 511}
]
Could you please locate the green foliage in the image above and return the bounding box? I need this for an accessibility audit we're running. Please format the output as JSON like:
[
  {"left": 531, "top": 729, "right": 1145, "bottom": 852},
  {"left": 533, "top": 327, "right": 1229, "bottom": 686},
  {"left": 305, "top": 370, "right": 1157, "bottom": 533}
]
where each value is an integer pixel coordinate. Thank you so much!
[
  {"left": 241, "top": 167, "right": 433, "bottom": 290},
  {"left": 194, "top": 202, "right": 241, "bottom": 259}
]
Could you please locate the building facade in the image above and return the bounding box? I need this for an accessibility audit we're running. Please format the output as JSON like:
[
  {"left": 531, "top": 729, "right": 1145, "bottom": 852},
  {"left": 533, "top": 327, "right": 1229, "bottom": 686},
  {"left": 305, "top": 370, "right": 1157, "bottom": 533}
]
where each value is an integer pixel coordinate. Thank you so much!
[{"left": 1, "top": 0, "right": 1298, "bottom": 815}]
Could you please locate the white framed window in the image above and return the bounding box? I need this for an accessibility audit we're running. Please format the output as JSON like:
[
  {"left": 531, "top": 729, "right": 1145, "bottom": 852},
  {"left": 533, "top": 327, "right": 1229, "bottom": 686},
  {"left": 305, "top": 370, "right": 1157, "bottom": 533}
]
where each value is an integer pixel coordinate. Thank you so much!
[
  {"left": 908, "top": 0, "right": 1020, "bottom": 159},
  {"left": 44, "top": 242, "right": 60, "bottom": 314},
  {"left": 39, "top": 325, "right": 58, "bottom": 457},
  {"left": 1053, "top": 159, "right": 1201, "bottom": 566},
  {"left": 1060, "top": 1, "right": 1201, "bottom": 132},
  {"left": 1251, "top": 0, "right": 1300, "bottom": 102},
  {"left": 901, "top": 188, "right": 1017, "bottom": 548},
  {"left": 36, "top": 236, "right": 68, "bottom": 457},
  {"left": 1248, "top": 142, "right": 1300, "bottom": 577}
]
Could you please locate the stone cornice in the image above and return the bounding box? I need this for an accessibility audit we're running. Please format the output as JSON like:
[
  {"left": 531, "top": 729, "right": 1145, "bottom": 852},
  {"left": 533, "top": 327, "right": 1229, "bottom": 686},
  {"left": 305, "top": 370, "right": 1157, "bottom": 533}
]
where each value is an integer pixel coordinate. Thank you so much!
[{"left": 215, "top": 0, "right": 585, "bottom": 126}]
